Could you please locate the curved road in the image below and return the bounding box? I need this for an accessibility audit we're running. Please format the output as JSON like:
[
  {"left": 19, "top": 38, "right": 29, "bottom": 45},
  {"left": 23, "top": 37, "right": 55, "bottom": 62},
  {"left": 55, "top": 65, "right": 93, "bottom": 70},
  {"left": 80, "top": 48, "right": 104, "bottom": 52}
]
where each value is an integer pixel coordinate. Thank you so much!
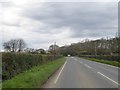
[{"left": 42, "top": 57, "right": 119, "bottom": 88}]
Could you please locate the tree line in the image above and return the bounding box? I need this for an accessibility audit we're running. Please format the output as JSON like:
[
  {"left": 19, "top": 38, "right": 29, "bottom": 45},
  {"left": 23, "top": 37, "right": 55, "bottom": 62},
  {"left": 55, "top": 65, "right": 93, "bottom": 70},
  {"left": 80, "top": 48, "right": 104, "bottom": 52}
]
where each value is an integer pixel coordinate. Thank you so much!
[{"left": 59, "top": 36, "right": 120, "bottom": 56}]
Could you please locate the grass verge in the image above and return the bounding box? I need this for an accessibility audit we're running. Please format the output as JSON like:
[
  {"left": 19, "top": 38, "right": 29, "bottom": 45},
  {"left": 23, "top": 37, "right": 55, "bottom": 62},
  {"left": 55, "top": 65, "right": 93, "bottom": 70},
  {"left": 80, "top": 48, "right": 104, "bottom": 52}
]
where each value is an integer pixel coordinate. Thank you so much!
[
  {"left": 2, "top": 57, "right": 65, "bottom": 88},
  {"left": 84, "top": 58, "right": 119, "bottom": 67}
]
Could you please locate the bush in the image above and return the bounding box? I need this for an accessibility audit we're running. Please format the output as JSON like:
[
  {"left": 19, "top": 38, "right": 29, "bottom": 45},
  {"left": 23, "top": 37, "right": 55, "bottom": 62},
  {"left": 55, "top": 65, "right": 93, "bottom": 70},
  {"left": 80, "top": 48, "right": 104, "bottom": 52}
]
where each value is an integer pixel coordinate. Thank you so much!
[{"left": 2, "top": 52, "right": 62, "bottom": 81}]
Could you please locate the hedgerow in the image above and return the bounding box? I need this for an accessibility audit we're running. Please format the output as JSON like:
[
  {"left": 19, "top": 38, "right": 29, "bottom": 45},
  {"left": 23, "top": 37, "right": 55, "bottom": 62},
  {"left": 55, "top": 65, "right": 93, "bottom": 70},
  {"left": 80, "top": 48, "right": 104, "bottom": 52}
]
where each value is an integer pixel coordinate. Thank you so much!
[{"left": 2, "top": 52, "right": 61, "bottom": 81}]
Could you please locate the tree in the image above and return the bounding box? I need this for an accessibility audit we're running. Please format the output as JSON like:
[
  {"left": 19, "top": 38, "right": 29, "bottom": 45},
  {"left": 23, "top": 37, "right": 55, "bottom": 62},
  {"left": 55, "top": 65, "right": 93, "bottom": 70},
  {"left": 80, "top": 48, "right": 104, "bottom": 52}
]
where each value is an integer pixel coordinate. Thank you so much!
[
  {"left": 3, "top": 40, "right": 17, "bottom": 52},
  {"left": 17, "top": 39, "right": 26, "bottom": 52},
  {"left": 3, "top": 38, "right": 26, "bottom": 52},
  {"left": 3, "top": 42, "right": 11, "bottom": 52},
  {"left": 10, "top": 39, "right": 18, "bottom": 52}
]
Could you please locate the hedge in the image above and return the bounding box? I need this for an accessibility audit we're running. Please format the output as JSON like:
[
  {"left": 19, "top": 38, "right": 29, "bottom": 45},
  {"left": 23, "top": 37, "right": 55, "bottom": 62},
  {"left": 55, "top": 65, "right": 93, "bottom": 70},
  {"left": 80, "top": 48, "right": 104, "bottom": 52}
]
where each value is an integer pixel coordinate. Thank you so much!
[
  {"left": 79, "top": 55, "right": 120, "bottom": 61},
  {"left": 2, "top": 52, "right": 62, "bottom": 81}
]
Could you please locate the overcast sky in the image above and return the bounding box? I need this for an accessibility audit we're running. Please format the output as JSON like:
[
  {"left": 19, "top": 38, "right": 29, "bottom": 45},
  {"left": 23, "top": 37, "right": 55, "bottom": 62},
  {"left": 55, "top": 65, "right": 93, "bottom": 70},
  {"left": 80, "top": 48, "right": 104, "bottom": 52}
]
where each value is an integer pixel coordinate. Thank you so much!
[{"left": 0, "top": 0, "right": 118, "bottom": 51}]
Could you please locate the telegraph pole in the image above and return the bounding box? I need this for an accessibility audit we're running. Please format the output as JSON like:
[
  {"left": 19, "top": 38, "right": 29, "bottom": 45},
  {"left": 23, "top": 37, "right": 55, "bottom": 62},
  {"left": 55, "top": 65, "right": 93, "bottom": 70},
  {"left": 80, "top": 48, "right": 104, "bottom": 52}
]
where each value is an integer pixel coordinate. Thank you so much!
[{"left": 53, "top": 42, "right": 56, "bottom": 60}]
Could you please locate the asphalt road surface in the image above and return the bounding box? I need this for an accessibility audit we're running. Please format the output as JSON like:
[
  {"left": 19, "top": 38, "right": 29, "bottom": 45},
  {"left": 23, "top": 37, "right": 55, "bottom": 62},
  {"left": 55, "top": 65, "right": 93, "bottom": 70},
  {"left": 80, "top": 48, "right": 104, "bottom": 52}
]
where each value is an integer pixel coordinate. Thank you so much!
[{"left": 42, "top": 57, "right": 119, "bottom": 88}]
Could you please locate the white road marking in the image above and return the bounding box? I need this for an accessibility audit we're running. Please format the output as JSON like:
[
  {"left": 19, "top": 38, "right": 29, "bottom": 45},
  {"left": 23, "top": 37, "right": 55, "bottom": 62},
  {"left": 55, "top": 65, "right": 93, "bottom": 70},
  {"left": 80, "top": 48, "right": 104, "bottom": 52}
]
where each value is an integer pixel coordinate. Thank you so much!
[
  {"left": 54, "top": 60, "right": 67, "bottom": 84},
  {"left": 84, "top": 64, "right": 92, "bottom": 69},
  {"left": 97, "top": 72, "right": 119, "bottom": 85}
]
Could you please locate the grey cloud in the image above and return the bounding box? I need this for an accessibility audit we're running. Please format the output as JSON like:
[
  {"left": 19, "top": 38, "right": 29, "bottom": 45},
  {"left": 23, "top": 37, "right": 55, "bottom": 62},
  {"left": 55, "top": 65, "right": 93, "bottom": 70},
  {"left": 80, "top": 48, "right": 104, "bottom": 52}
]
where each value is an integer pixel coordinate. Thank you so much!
[{"left": 22, "top": 2, "right": 117, "bottom": 38}]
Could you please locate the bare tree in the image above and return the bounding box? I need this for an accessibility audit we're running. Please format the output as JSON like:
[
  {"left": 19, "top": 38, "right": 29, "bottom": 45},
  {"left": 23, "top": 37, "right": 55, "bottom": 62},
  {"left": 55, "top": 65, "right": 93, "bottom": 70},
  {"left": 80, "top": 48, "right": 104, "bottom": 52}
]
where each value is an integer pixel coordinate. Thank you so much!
[
  {"left": 3, "top": 42, "right": 11, "bottom": 52},
  {"left": 3, "top": 39, "right": 26, "bottom": 52},
  {"left": 17, "top": 39, "right": 26, "bottom": 52},
  {"left": 10, "top": 39, "right": 18, "bottom": 52}
]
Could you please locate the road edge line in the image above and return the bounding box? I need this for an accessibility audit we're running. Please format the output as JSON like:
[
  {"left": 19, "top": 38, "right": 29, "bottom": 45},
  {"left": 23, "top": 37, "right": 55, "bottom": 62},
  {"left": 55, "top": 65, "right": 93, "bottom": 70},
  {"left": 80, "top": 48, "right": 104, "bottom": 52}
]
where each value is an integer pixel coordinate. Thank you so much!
[{"left": 54, "top": 60, "right": 67, "bottom": 84}]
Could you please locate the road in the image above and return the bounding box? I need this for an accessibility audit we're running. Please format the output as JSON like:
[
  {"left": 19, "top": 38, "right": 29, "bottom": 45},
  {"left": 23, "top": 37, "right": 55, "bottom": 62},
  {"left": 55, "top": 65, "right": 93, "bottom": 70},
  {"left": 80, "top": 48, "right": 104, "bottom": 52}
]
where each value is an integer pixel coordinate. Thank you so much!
[{"left": 42, "top": 57, "right": 119, "bottom": 88}]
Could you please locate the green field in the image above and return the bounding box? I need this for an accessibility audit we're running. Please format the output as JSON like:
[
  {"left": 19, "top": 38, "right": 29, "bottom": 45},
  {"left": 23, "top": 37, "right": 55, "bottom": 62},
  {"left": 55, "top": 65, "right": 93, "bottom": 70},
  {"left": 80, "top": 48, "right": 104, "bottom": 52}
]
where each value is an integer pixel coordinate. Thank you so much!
[{"left": 2, "top": 57, "right": 65, "bottom": 88}]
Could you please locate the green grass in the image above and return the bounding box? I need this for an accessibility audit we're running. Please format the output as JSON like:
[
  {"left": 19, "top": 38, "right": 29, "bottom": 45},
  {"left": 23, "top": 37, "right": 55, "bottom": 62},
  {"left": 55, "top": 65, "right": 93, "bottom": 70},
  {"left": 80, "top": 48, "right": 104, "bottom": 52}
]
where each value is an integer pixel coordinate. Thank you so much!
[
  {"left": 84, "top": 58, "right": 119, "bottom": 67},
  {"left": 2, "top": 57, "right": 65, "bottom": 88}
]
